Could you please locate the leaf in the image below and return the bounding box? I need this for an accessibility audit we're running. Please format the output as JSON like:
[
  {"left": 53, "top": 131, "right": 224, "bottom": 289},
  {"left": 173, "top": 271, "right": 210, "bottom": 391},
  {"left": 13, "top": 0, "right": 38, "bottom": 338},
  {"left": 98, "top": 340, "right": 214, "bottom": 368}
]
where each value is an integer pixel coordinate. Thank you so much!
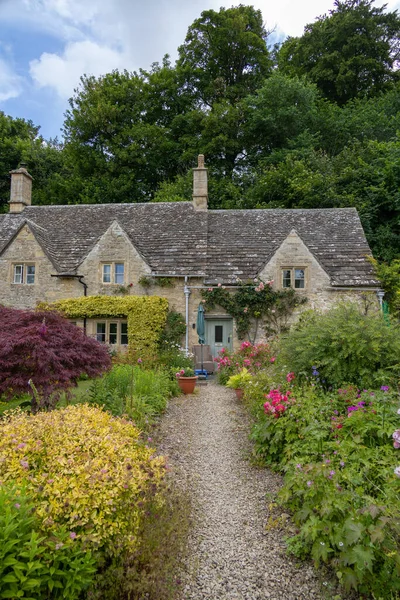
[{"left": 343, "top": 519, "right": 364, "bottom": 545}]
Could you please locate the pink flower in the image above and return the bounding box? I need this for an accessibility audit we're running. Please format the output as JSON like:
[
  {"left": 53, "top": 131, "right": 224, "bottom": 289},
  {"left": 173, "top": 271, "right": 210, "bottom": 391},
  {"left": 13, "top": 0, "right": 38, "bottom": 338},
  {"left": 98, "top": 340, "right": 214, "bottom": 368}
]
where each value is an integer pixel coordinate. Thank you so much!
[
  {"left": 69, "top": 532, "right": 77, "bottom": 540},
  {"left": 270, "top": 357, "right": 276, "bottom": 363},
  {"left": 137, "top": 358, "right": 143, "bottom": 364},
  {"left": 20, "top": 460, "right": 29, "bottom": 469},
  {"left": 243, "top": 307, "right": 248, "bottom": 313},
  {"left": 218, "top": 283, "right": 222, "bottom": 287},
  {"left": 14, "top": 503, "right": 20, "bottom": 509},
  {"left": 208, "top": 288, "right": 213, "bottom": 292},
  {"left": 286, "top": 372, "right": 295, "bottom": 383},
  {"left": 17, "top": 443, "right": 26, "bottom": 449}
]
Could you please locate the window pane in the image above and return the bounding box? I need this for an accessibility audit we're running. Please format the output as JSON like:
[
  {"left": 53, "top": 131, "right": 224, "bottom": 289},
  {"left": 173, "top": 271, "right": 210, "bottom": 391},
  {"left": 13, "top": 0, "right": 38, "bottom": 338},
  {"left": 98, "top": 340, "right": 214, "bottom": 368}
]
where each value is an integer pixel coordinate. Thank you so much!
[
  {"left": 282, "top": 269, "right": 291, "bottom": 288},
  {"left": 109, "top": 323, "right": 118, "bottom": 344},
  {"left": 102, "top": 265, "right": 111, "bottom": 283},
  {"left": 14, "top": 265, "right": 23, "bottom": 284},
  {"left": 115, "top": 263, "right": 124, "bottom": 284},
  {"left": 96, "top": 323, "right": 106, "bottom": 343},
  {"left": 215, "top": 325, "right": 223, "bottom": 343},
  {"left": 294, "top": 269, "right": 305, "bottom": 289},
  {"left": 121, "top": 322, "right": 128, "bottom": 345},
  {"left": 26, "top": 265, "right": 35, "bottom": 284}
]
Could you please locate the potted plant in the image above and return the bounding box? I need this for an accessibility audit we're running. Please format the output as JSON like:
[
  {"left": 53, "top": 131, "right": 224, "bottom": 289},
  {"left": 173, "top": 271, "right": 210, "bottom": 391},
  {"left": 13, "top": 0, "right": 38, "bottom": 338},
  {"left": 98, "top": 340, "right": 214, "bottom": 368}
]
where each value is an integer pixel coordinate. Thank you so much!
[
  {"left": 176, "top": 367, "right": 198, "bottom": 394},
  {"left": 226, "top": 368, "right": 252, "bottom": 400}
]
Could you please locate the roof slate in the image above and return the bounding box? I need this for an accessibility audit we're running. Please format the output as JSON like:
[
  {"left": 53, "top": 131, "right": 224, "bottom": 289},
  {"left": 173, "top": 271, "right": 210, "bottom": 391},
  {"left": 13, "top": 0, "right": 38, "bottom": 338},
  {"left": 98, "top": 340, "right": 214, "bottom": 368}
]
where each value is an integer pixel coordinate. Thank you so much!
[{"left": 0, "top": 204, "right": 379, "bottom": 287}]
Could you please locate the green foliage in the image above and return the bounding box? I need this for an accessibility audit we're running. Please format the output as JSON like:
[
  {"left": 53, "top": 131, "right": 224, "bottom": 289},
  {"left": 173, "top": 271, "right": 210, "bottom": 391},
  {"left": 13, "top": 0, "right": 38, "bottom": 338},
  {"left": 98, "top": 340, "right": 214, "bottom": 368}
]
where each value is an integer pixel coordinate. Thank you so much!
[
  {"left": 202, "top": 279, "right": 305, "bottom": 341},
  {"left": 277, "top": 0, "right": 400, "bottom": 105},
  {"left": 0, "top": 483, "right": 96, "bottom": 599},
  {"left": 88, "top": 364, "right": 178, "bottom": 429},
  {"left": 0, "top": 405, "right": 165, "bottom": 555},
  {"left": 88, "top": 481, "right": 191, "bottom": 600},
  {"left": 40, "top": 295, "right": 168, "bottom": 358},
  {"left": 371, "top": 258, "right": 400, "bottom": 315},
  {"left": 226, "top": 368, "right": 252, "bottom": 389},
  {"left": 279, "top": 303, "right": 400, "bottom": 388},
  {"left": 250, "top": 377, "right": 400, "bottom": 597},
  {"left": 158, "top": 309, "right": 186, "bottom": 349}
]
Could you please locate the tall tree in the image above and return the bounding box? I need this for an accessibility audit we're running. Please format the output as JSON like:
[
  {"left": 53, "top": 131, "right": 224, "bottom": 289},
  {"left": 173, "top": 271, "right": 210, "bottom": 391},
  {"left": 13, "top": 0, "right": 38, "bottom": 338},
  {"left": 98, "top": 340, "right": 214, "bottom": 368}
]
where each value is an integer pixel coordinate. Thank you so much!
[
  {"left": 177, "top": 5, "right": 272, "bottom": 107},
  {"left": 277, "top": 0, "right": 400, "bottom": 105}
]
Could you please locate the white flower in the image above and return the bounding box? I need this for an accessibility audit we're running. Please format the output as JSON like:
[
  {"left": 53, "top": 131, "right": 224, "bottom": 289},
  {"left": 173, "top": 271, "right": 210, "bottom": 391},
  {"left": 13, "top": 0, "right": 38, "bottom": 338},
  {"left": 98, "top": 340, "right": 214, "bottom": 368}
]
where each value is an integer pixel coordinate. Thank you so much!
[
  {"left": 339, "top": 542, "right": 344, "bottom": 547},
  {"left": 397, "top": 408, "right": 400, "bottom": 415},
  {"left": 394, "top": 466, "right": 400, "bottom": 477}
]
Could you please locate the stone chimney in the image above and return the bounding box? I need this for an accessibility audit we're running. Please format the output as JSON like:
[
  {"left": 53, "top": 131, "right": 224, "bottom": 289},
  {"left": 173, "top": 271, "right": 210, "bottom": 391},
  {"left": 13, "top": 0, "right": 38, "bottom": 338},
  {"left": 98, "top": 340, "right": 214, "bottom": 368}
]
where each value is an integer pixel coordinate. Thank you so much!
[
  {"left": 192, "top": 154, "right": 208, "bottom": 212},
  {"left": 9, "top": 163, "right": 33, "bottom": 213}
]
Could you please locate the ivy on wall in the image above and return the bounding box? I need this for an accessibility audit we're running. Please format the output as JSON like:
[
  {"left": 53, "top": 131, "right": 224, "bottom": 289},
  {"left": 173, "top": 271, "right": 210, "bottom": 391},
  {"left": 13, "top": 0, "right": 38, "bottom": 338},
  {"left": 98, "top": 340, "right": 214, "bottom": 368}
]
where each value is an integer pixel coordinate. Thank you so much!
[
  {"left": 202, "top": 279, "right": 306, "bottom": 341},
  {"left": 38, "top": 295, "right": 169, "bottom": 357}
]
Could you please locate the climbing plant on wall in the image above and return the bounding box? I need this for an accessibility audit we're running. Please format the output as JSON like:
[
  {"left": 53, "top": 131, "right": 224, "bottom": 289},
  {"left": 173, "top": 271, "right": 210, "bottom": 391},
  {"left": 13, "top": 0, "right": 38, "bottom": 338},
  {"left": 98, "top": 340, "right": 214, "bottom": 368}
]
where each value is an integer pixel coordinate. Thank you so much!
[
  {"left": 39, "top": 295, "right": 169, "bottom": 358},
  {"left": 201, "top": 279, "right": 306, "bottom": 341}
]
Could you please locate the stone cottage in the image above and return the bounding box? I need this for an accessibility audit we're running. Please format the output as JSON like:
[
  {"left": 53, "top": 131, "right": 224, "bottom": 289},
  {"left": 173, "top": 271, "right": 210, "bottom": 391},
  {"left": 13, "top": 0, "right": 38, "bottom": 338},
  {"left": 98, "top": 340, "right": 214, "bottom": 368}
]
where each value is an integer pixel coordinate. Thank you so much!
[{"left": 0, "top": 157, "right": 380, "bottom": 357}]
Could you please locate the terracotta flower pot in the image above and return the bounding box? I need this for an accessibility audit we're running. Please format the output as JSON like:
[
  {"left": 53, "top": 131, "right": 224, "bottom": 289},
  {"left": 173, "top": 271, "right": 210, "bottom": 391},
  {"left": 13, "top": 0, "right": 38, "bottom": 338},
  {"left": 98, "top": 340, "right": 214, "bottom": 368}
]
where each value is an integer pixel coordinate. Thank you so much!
[
  {"left": 177, "top": 376, "right": 198, "bottom": 395},
  {"left": 234, "top": 388, "right": 244, "bottom": 400}
]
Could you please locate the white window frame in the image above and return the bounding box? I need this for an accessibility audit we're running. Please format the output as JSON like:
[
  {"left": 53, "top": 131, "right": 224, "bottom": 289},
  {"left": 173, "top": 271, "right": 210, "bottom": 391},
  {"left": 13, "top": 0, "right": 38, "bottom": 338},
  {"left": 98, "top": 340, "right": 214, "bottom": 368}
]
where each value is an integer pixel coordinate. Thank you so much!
[
  {"left": 13, "top": 263, "right": 35, "bottom": 285},
  {"left": 101, "top": 263, "right": 125, "bottom": 285},
  {"left": 281, "top": 267, "right": 307, "bottom": 290}
]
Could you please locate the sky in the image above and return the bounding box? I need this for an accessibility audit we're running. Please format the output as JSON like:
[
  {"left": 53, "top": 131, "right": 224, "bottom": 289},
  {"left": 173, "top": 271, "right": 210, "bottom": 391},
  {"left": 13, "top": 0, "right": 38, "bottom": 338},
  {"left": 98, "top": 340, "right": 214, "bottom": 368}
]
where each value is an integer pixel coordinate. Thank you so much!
[{"left": 0, "top": 0, "right": 399, "bottom": 140}]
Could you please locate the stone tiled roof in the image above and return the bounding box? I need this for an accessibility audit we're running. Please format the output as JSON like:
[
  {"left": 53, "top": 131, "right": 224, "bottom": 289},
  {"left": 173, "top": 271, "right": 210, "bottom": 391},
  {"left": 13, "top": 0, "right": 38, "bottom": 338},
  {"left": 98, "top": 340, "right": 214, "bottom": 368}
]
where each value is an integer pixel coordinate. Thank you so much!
[
  {"left": 206, "top": 208, "right": 379, "bottom": 286},
  {"left": 0, "top": 204, "right": 379, "bottom": 287}
]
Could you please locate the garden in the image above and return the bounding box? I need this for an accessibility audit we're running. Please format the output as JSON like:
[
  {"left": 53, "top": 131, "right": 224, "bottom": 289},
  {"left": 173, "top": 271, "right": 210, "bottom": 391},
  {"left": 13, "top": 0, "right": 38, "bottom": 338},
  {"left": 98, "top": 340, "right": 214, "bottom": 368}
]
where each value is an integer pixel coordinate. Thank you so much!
[
  {"left": 0, "top": 303, "right": 190, "bottom": 600},
  {"left": 2, "top": 290, "right": 400, "bottom": 599},
  {"left": 216, "top": 303, "right": 400, "bottom": 599}
]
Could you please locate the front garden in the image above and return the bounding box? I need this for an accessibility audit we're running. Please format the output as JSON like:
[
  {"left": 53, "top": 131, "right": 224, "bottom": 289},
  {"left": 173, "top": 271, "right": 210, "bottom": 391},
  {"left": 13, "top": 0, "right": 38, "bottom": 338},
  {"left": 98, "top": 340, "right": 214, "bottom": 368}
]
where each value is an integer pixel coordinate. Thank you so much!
[
  {"left": 216, "top": 303, "right": 400, "bottom": 598},
  {"left": 0, "top": 303, "right": 189, "bottom": 599}
]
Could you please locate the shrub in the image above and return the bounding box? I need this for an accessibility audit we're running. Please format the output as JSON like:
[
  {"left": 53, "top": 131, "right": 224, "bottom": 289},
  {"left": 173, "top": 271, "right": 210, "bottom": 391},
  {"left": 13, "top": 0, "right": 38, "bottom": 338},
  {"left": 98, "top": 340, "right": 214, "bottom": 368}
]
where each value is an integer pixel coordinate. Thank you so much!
[
  {"left": 0, "top": 483, "right": 96, "bottom": 599},
  {"left": 88, "top": 365, "right": 178, "bottom": 428},
  {"left": 0, "top": 306, "right": 111, "bottom": 412},
  {"left": 279, "top": 303, "right": 400, "bottom": 388},
  {"left": 250, "top": 380, "right": 400, "bottom": 597},
  {"left": 0, "top": 405, "right": 165, "bottom": 555}
]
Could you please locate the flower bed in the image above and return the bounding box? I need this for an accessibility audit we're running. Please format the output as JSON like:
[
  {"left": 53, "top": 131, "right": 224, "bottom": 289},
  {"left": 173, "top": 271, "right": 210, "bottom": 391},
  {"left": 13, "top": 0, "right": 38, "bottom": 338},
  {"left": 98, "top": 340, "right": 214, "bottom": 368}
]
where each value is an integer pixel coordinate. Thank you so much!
[{"left": 248, "top": 371, "right": 400, "bottom": 597}]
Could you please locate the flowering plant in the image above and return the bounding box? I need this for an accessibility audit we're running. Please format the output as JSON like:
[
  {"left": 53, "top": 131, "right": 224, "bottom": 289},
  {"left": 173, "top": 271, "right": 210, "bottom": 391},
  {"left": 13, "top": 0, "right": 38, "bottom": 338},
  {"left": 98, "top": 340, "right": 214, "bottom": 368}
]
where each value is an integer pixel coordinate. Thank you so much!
[{"left": 175, "top": 367, "right": 195, "bottom": 378}]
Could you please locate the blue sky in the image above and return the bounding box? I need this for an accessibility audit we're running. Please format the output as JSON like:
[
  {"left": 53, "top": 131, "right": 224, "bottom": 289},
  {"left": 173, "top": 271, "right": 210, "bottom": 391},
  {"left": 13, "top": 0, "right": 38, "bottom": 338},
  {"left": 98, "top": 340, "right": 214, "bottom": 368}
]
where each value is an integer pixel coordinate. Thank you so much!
[{"left": 1, "top": 0, "right": 399, "bottom": 140}]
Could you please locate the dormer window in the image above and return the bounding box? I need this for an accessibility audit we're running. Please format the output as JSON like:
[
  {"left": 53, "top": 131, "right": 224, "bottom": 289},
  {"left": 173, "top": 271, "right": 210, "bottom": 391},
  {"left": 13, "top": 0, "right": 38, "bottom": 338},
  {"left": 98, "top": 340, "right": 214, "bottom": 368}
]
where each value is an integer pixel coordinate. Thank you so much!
[
  {"left": 281, "top": 267, "right": 306, "bottom": 289},
  {"left": 102, "top": 263, "right": 125, "bottom": 284},
  {"left": 13, "top": 264, "right": 35, "bottom": 284}
]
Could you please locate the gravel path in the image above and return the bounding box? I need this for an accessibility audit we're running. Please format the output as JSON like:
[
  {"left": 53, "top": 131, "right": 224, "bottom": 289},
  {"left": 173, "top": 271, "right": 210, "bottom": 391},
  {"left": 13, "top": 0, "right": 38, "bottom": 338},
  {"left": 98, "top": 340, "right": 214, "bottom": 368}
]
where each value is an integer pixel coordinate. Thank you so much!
[{"left": 157, "top": 381, "right": 331, "bottom": 600}]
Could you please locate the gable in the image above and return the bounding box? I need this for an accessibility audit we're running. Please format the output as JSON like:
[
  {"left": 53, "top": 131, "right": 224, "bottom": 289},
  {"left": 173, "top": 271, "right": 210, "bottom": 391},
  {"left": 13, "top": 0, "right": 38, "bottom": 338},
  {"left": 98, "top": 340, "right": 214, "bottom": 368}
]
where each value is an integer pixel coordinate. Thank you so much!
[
  {"left": 259, "top": 229, "right": 331, "bottom": 288},
  {"left": 80, "top": 220, "right": 151, "bottom": 272}
]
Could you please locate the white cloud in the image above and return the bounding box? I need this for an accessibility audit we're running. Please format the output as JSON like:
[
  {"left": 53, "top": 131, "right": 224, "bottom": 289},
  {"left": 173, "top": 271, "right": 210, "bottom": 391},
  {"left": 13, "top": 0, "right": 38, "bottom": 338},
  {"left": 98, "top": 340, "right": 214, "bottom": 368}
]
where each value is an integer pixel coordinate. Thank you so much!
[
  {"left": 0, "top": 58, "right": 24, "bottom": 101},
  {"left": 29, "top": 40, "right": 126, "bottom": 99}
]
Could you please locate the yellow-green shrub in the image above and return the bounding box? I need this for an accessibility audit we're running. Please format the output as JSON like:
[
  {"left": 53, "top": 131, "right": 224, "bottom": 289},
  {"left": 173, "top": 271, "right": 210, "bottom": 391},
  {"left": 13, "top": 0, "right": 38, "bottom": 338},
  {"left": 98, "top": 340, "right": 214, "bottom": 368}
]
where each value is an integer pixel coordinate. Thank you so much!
[
  {"left": 0, "top": 405, "right": 165, "bottom": 553},
  {"left": 38, "top": 295, "right": 169, "bottom": 358}
]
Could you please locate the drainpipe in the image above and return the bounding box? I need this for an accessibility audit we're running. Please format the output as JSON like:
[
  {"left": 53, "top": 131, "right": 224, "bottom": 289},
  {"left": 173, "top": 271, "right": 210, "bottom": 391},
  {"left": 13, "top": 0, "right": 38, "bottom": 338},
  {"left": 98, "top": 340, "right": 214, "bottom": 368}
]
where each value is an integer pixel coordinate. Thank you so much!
[{"left": 184, "top": 276, "right": 191, "bottom": 356}]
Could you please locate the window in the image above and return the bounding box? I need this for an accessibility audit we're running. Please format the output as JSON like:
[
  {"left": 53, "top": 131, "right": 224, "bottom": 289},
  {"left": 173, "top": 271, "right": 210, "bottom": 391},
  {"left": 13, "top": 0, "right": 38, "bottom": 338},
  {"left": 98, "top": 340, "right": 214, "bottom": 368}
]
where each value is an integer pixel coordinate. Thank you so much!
[
  {"left": 13, "top": 264, "right": 35, "bottom": 284},
  {"left": 96, "top": 321, "right": 128, "bottom": 345},
  {"left": 102, "top": 263, "right": 125, "bottom": 284},
  {"left": 281, "top": 268, "right": 306, "bottom": 289}
]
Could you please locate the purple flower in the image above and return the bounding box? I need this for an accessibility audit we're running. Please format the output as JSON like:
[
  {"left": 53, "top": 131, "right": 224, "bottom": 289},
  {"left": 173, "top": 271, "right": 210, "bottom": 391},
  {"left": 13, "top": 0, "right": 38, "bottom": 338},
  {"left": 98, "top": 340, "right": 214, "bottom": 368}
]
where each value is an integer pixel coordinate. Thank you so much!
[
  {"left": 347, "top": 406, "right": 358, "bottom": 412},
  {"left": 137, "top": 358, "right": 142, "bottom": 364},
  {"left": 20, "top": 460, "right": 28, "bottom": 469},
  {"left": 381, "top": 386, "right": 390, "bottom": 392},
  {"left": 307, "top": 480, "right": 313, "bottom": 487},
  {"left": 325, "top": 459, "right": 331, "bottom": 464},
  {"left": 69, "top": 532, "right": 77, "bottom": 540},
  {"left": 296, "top": 464, "right": 302, "bottom": 470},
  {"left": 357, "top": 401, "right": 365, "bottom": 407},
  {"left": 14, "top": 503, "right": 20, "bottom": 509},
  {"left": 328, "top": 470, "right": 336, "bottom": 479},
  {"left": 340, "top": 461, "right": 345, "bottom": 467},
  {"left": 17, "top": 443, "right": 26, "bottom": 449}
]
